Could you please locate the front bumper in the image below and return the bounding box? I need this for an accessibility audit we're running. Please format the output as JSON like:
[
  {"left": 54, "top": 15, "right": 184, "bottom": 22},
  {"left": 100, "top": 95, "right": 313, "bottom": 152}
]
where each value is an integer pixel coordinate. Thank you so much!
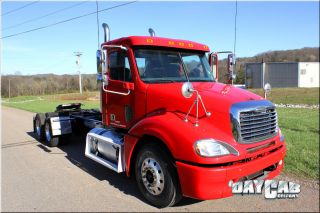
[{"left": 176, "top": 144, "right": 286, "bottom": 200}]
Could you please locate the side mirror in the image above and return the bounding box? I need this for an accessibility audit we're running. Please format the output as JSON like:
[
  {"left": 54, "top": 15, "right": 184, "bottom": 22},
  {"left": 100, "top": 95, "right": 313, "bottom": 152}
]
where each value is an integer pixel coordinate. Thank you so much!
[
  {"left": 232, "top": 73, "right": 237, "bottom": 81},
  {"left": 96, "top": 50, "right": 102, "bottom": 82},
  {"left": 97, "top": 49, "right": 109, "bottom": 85},
  {"left": 264, "top": 83, "right": 271, "bottom": 99},
  {"left": 181, "top": 82, "right": 194, "bottom": 98},
  {"left": 209, "top": 53, "right": 218, "bottom": 81},
  {"left": 227, "top": 53, "right": 235, "bottom": 84}
]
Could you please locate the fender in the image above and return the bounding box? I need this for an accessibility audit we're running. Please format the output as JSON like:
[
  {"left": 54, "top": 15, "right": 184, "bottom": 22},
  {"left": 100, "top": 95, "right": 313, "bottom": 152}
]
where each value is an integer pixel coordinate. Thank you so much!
[{"left": 124, "top": 111, "right": 243, "bottom": 176}]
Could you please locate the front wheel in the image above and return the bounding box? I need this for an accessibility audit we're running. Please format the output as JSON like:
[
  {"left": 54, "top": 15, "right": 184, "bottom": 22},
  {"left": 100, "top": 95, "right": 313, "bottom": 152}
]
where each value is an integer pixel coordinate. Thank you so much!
[
  {"left": 135, "top": 144, "right": 182, "bottom": 208},
  {"left": 44, "top": 119, "right": 60, "bottom": 147}
]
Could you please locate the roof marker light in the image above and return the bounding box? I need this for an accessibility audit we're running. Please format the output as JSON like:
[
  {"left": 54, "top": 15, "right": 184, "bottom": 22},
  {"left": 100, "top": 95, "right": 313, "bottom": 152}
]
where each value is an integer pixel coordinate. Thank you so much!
[{"left": 146, "top": 39, "right": 153, "bottom": 43}]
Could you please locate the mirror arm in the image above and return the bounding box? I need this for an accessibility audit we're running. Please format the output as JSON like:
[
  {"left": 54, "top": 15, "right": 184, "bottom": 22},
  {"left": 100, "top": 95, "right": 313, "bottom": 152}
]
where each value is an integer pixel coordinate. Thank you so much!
[{"left": 183, "top": 87, "right": 211, "bottom": 127}]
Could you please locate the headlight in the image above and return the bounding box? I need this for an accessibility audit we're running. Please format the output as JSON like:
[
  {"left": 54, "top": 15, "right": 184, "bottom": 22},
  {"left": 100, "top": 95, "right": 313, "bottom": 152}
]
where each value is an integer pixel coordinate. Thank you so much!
[
  {"left": 279, "top": 128, "right": 285, "bottom": 142},
  {"left": 194, "top": 139, "right": 239, "bottom": 157}
]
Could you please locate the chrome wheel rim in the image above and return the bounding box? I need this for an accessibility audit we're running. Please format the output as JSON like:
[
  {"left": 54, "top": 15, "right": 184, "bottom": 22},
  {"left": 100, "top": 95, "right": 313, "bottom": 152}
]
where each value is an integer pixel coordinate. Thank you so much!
[
  {"left": 141, "top": 158, "right": 165, "bottom": 195},
  {"left": 45, "top": 123, "right": 51, "bottom": 142},
  {"left": 35, "top": 119, "right": 41, "bottom": 136}
]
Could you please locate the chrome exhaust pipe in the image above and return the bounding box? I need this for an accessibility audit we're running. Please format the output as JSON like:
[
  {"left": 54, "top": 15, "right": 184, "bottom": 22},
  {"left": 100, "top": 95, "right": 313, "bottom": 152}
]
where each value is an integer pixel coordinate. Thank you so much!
[
  {"left": 102, "top": 23, "right": 110, "bottom": 42},
  {"left": 148, "top": 28, "right": 155, "bottom": 37}
]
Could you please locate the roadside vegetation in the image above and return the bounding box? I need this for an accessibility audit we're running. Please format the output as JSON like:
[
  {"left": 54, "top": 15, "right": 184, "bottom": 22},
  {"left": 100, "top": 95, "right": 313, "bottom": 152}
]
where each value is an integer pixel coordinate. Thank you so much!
[
  {"left": 1, "top": 88, "right": 319, "bottom": 180},
  {"left": 1, "top": 74, "right": 98, "bottom": 98}
]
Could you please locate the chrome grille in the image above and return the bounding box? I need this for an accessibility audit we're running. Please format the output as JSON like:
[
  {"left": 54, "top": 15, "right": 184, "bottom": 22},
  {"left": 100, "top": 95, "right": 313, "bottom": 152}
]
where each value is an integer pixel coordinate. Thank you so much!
[
  {"left": 239, "top": 108, "right": 277, "bottom": 143},
  {"left": 230, "top": 100, "right": 278, "bottom": 144}
]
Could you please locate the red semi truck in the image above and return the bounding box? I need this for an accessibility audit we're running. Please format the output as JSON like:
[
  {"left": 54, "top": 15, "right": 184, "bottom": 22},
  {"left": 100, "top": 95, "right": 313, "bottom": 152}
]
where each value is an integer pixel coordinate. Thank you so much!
[{"left": 33, "top": 23, "right": 286, "bottom": 208}]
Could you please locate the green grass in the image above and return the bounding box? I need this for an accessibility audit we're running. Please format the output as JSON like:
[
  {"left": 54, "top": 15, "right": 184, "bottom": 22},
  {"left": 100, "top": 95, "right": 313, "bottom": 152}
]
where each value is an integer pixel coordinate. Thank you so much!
[
  {"left": 2, "top": 93, "right": 99, "bottom": 113},
  {"left": 277, "top": 108, "right": 319, "bottom": 180},
  {"left": 249, "top": 88, "right": 319, "bottom": 105}
]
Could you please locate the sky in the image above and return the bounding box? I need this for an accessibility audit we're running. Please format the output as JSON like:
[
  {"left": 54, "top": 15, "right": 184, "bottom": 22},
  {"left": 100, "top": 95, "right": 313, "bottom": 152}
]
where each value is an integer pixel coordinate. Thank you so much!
[{"left": 1, "top": 1, "right": 319, "bottom": 75}]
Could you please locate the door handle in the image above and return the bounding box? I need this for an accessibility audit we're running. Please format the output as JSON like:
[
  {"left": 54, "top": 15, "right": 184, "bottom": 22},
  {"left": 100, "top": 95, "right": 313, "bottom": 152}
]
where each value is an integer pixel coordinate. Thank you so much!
[{"left": 102, "top": 84, "right": 131, "bottom": 96}]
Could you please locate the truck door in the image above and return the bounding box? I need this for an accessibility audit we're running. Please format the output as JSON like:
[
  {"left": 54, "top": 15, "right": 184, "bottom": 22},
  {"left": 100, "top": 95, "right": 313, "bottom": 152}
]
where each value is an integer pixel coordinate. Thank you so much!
[{"left": 104, "top": 49, "right": 135, "bottom": 129}]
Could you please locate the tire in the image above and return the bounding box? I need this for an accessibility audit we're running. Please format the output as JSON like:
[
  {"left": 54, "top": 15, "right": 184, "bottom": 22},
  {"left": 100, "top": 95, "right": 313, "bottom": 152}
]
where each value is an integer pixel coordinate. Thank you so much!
[
  {"left": 33, "top": 113, "right": 45, "bottom": 141},
  {"left": 135, "top": 144, "right": 182, "bottom": 208},
  {"left": 44, "top": 119, "right": 60, "bottom": 147}
]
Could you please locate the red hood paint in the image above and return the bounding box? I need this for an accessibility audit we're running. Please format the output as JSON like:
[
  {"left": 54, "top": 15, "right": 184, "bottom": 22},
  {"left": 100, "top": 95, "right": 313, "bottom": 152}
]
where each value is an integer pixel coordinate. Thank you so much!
[
  {"left": 146, "top": 82, "right": 263, "bottom": 116},
  {"left": 145, "top": 81, "right": 265, "bottom": 145}
]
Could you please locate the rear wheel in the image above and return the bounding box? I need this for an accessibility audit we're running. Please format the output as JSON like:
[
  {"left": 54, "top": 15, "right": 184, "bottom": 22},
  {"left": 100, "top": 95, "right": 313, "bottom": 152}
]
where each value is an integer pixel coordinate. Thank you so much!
[
  {"left": 33, "top": 114, "right": 45, "bottom": 141},
  {"left": 44, "top": 119, "right": 60, "bottom": 147},
  {"left": 135, "top": 144, "right": 182, "bottom": 208}
]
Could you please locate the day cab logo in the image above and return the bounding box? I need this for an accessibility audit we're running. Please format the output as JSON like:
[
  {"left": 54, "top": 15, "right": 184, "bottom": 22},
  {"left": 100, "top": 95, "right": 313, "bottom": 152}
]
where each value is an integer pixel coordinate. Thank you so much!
[{"left": 230, "top": 180, "right": 300, "bottom": 199}]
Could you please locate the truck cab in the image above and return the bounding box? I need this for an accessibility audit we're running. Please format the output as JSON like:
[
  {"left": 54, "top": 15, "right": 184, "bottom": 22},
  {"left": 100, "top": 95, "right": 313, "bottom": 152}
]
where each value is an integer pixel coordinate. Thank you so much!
[{"left": 34, "top": 23, "right": 286, "bottom": 208}]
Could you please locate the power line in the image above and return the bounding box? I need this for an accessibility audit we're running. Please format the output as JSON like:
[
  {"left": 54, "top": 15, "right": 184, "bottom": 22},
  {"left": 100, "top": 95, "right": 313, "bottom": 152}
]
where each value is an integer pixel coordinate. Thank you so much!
[
  {"left": 2, "top": 1, "right": 39, "bottom": 16},
  {"left": 3, "top": 1, "right": 89, "bottom": 31},
  {"left": 42, "top": 56, "right": 73, "bottom": 71},
  {"left": 1, "top": 1, "right": 137, "bottom": 40}
]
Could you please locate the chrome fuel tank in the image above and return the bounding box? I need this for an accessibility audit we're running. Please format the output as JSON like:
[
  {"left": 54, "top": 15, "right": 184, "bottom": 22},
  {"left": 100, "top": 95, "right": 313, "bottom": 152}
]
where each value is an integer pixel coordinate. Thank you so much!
[{"left": 85, "top": 127, "right": 125, "bottom": 173}]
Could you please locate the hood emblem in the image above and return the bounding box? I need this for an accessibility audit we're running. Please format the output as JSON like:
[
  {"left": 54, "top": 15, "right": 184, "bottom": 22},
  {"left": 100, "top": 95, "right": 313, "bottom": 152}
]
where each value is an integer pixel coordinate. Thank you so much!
[{"left": 255, "top": 107, "right": 267, "bottom": 113}]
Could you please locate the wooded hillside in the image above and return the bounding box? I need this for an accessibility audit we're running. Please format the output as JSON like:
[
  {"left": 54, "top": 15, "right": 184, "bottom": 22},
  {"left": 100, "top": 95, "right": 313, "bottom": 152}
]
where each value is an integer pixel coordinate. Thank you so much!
[{"left": 1, "top": 74, "right": 98, "bottom": 98}]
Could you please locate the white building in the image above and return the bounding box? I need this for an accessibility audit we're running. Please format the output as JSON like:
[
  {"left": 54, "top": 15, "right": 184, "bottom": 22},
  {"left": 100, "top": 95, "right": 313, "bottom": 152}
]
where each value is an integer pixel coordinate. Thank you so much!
[{"left": 245, "top": 62, "right": 319, "bottom": 88}]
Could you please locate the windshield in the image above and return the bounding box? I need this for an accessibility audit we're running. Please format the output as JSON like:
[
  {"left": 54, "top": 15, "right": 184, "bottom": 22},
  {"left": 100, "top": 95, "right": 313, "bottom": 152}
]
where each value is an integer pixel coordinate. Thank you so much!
[{"left": 134, "top": 49, "right": 214, "bottom": 83}]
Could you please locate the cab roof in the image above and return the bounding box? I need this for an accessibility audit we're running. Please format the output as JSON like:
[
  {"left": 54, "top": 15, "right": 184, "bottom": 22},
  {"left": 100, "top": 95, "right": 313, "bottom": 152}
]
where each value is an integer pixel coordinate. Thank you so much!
[{"left": 102, "top": 36, "right": 210, "bottom": 52}]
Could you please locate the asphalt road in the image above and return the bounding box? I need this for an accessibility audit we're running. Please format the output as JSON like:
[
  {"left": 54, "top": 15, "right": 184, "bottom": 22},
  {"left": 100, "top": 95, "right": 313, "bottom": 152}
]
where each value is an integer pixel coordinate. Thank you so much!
[{"left": 1, "top": 106, "right": 319, "bottom": 212}]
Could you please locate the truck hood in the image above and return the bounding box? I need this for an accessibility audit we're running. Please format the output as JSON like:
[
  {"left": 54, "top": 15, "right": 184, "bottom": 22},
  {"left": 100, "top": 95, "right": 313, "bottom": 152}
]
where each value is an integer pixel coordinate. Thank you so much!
[{"left": 146, "top": 82, "right": 264, "bottom": 116}]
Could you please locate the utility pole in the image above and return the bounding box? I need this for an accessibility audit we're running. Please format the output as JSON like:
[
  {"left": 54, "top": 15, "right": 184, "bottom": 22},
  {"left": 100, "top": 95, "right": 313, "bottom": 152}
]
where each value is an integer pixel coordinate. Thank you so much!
[
  {"left": 8, "top": 78, "right": 11, "bottom": 100},
  {"left": 74, "top": 52, "right": 83, "bottom": 94}
]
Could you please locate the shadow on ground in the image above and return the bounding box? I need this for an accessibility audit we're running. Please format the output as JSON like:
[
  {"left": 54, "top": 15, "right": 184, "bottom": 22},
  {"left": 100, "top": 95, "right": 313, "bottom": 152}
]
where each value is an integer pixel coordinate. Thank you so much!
[{"left": 27, "top": 131, "right": 202, "bottom": 208}]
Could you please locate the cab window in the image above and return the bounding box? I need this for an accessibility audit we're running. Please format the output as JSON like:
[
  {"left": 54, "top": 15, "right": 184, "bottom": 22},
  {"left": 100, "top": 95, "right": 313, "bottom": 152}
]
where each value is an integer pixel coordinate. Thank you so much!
[{"left": 109, "top": 50, "right": 132, "bottom": 82}]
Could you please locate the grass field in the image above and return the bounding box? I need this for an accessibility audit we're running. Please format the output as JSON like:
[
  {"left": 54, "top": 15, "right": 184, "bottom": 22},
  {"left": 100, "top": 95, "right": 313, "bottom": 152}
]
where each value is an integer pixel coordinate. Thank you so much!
[
  {"left": 1, "top": 88, "right": 319, "bottom": 180},
  {"left": 277, "top": 108, "right": 319, "bottom": 179},
  {"left": 249, "top": 87, "right": 319, "bottom": 105},
  {"left": 1, "top": 92, "right": 100, "bottom": 113}
]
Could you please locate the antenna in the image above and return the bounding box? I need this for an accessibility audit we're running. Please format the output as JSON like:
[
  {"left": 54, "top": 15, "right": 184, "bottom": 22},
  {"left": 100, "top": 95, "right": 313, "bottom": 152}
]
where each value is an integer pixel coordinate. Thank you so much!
[
  {"left": 74, "top": 52, "right": 83, "bottom": 94},
  {"left": 233, "top": 0, "right": 238, "bottom": 85},
  {"left": 95, "top": 0, "right": 100, "bottom": 48}
]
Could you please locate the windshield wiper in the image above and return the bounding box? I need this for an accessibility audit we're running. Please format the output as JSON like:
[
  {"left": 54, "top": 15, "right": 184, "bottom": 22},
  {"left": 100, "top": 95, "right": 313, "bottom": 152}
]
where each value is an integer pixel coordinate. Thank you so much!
[
  {"left": 144, "top": 79, "right": 178, "bottom": 83},
  {"left": 189, "top": 79, "right": 214, "bottom": 82}
]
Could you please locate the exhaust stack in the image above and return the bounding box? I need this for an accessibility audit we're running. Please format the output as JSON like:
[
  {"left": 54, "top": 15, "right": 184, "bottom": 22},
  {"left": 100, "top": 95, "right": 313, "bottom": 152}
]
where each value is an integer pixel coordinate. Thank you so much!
[
  {"left": 148, "top": 28, "right": 155, "bottom": 37},
  {"left": 102, "top": 23, "right": 110, "bottom": 42}
]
